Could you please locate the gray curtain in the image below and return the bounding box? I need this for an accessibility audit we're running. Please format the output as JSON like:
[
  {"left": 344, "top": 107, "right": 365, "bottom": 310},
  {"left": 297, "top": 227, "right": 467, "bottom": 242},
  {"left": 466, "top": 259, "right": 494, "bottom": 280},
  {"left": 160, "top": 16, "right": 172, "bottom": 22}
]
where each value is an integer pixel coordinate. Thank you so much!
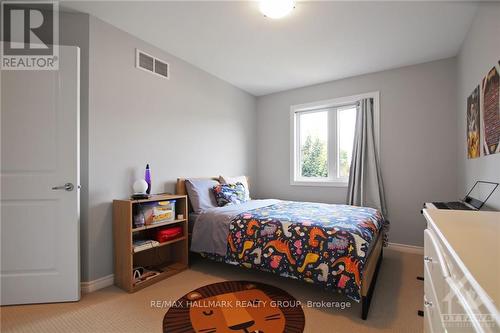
[{"left": 347, "top": 98, "right": 388, "bottom": 217}]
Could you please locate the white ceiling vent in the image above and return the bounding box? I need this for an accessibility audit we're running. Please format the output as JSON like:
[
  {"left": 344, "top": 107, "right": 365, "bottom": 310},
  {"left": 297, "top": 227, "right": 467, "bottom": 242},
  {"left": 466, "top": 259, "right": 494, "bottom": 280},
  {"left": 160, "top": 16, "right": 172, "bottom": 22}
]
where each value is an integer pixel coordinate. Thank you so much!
[{"left": 136, "top": 49, "right": 169, "bottom": 79}]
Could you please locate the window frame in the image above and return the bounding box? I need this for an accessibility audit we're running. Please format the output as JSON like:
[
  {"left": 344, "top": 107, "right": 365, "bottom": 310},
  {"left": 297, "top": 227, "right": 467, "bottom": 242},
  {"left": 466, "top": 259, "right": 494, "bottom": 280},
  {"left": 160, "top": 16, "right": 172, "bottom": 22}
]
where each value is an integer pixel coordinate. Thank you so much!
[{"left": 290, "top": 92, "right": 380, "bottom": 187}]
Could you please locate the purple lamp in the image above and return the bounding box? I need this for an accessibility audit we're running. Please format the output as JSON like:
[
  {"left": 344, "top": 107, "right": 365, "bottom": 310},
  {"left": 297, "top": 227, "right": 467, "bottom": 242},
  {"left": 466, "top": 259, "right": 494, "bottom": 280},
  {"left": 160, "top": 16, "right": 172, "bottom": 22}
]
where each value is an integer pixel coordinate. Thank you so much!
[{"left": 145, "top": 164, "right": 151, "bottom": 194}]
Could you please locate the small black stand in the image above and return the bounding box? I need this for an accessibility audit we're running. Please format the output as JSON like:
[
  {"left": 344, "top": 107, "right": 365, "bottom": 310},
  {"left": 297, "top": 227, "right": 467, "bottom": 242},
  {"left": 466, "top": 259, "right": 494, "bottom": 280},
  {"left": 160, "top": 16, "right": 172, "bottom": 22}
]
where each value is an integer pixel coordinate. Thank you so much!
[{"left": 131, "top": 193, "right": 150, "bottom": 200}]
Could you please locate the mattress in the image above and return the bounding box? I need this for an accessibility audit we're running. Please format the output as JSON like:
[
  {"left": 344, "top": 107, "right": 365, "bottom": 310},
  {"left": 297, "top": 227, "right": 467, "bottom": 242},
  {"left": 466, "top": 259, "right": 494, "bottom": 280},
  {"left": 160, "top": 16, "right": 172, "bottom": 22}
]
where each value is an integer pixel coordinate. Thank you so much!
[{"left": 190, "top": 199, "right": 385, "bottom": 302}]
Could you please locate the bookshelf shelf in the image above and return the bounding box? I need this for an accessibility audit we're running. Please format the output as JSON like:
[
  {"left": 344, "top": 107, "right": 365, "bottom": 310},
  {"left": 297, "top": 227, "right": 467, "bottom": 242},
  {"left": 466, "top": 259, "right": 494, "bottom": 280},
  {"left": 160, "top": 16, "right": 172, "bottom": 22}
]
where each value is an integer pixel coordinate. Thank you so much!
[
  {"left": 132, "top": 236, "right": 187, "bottom": 254},
  {"left": 132, "top": 262, "right": 187, "bottom": 292},
  {"left": 131, "top": 218, "right": 186, "bottom": 233}
]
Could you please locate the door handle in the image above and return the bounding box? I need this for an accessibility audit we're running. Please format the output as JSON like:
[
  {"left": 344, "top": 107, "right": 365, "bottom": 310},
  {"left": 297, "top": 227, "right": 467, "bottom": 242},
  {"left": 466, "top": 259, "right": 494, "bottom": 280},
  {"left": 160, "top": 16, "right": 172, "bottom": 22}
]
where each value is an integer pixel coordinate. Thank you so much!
[{"left": 52, "top": 183, "right": 74, "bottom": 191}]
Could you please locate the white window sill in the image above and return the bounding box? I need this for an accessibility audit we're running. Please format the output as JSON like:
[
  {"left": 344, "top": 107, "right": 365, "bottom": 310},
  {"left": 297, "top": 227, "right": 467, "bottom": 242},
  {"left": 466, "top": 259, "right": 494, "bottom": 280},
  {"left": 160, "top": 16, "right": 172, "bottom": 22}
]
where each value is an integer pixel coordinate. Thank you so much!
[{"left": 290, "top": 180, "right": 349, "bottom": 187}]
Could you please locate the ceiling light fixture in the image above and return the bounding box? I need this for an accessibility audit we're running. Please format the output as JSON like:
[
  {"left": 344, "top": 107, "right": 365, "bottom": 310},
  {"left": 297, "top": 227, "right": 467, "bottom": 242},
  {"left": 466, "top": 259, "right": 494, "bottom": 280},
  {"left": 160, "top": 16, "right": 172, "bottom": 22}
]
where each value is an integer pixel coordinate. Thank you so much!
[{"left": 259, "top": 0, "right": 295, "bottom": 19}]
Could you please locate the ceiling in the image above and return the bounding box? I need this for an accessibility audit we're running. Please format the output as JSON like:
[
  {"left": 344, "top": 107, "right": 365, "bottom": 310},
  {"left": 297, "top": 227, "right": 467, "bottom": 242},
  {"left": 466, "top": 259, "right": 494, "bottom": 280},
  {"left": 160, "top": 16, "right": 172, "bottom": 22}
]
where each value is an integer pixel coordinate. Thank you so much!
[{"left": 63, "top": 1, "right": 478, "bottom": 96}]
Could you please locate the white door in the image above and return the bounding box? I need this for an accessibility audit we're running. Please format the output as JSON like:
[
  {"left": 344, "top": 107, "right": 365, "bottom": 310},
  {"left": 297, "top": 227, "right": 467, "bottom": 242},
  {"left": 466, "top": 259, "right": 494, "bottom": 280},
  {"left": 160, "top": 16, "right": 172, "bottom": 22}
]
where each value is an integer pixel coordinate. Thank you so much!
[{"left": 1, "top": 45, "right": 80, "bottom": 305}]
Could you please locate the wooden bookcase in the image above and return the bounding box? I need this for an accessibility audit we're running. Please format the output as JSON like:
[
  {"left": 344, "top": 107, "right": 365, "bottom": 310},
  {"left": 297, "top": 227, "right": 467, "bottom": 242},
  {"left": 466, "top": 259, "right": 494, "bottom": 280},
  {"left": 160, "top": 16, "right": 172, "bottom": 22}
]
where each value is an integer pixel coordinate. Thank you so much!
[{"left": 113, "top": 194, "right": 188, "bottom": 292}]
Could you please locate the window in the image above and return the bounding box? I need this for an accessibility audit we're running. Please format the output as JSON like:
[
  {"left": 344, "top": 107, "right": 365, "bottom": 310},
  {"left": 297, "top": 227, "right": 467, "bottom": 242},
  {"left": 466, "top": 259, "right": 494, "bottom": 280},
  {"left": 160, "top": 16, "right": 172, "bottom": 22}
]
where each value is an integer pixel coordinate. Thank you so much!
[
  {"left": 298, "top": 110, "right": 329, "bottom": 178},
  {"left": 290, "top": 92, "right": 379, "bottom": 186}
]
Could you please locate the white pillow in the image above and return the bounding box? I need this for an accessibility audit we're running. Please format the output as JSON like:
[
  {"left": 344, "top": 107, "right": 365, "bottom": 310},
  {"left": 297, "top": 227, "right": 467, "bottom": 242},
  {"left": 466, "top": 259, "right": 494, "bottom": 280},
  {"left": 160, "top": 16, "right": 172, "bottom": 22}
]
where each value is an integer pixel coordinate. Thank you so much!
[
  {"left": 219, "top": 175, "right": 251, "bottom": 200},
  {"left": 185, "top": 178, "right": 219, "bottom": 213}
]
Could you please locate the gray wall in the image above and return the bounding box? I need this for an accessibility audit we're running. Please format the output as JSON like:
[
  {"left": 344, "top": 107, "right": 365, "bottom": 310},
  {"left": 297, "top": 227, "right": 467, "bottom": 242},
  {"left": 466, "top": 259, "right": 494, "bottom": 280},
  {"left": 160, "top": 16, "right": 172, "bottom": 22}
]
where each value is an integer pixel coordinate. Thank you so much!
[
  {"left": 60, "top": 12, "right": 91, "bottom": 281},
  {"left": 457, "top": 2, "right": 500, "bottom": 210},
  {"left": 86, "top": 17, "right": 256, "bottom": 280},
  {"left": 65, "top": 3, "right": 500, "bottom": 282},
  {"left": 256, "top": 58, "right": 458, "bottom": 247}
]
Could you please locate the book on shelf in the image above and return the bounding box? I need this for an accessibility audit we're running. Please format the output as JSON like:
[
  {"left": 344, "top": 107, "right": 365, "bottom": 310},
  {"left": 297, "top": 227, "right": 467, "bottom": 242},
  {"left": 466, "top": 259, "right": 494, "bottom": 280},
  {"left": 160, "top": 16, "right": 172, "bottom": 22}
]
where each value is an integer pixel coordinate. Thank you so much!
[{"left": 133, "top": 239, "right": 159, "bottom": 253}]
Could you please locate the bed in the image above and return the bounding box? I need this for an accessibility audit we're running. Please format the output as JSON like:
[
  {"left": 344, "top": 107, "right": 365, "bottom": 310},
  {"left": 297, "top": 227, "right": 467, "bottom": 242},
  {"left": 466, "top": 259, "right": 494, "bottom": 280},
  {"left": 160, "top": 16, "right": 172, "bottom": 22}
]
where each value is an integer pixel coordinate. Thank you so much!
[{"left": 176, "top": 177, "right": 386, "bottom": 320}]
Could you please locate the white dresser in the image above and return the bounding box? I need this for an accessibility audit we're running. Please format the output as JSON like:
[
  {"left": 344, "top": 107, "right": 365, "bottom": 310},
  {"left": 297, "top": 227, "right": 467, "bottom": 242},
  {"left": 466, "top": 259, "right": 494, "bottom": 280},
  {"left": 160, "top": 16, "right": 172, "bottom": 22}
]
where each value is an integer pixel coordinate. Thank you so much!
[{"left": 422, "top": 209, "right": 500, "bottom": 333}]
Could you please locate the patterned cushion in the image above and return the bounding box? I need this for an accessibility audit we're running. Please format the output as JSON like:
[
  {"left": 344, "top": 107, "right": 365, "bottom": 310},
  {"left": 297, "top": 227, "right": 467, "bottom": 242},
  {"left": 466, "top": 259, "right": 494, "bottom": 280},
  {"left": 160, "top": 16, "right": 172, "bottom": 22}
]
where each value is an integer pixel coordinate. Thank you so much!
[
  {"left": 219, "top": 175, "right": 251, "bottom": 200},
  {"left": 212, "top": 183, "right": 248, "bottom": 207}
]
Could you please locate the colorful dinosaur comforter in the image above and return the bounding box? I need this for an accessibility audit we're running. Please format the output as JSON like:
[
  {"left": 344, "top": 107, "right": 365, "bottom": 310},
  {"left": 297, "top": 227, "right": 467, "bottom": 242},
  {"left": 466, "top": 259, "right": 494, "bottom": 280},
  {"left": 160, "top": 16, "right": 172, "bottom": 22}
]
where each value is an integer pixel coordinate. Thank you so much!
[{"left": 192, "top": 200, "right": 385, "bottom": 302}]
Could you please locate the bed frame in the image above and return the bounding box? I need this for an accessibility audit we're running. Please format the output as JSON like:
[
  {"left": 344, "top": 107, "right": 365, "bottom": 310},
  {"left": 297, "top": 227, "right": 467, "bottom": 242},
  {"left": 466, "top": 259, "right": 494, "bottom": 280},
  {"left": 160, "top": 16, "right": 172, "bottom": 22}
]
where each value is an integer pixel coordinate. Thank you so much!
[{"left": 175, "top": 177, "right": 383, "bottom": 320}]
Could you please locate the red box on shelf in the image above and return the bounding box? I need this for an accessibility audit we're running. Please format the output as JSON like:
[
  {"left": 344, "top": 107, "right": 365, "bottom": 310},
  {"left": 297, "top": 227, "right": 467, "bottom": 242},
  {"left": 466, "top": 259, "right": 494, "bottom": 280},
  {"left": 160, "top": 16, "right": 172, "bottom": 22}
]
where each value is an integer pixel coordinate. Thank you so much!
[{"left": 154, "top": 226, "right": 182, "bottom": 243}]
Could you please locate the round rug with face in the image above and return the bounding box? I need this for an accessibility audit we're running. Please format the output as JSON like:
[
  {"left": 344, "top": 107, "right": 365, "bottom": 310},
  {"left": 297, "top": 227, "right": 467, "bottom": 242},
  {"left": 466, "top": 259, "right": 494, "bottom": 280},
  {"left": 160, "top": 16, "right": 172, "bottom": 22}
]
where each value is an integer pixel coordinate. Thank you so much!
[{"left": 163, "top": 280, "right": 305, "bottom": 333}]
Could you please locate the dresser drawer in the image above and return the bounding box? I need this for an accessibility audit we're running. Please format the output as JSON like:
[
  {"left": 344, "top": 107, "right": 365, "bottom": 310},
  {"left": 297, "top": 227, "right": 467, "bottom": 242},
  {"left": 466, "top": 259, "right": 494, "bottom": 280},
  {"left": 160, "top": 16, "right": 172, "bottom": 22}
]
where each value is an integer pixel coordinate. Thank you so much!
[
  {"left": 424, "top": 305, "right": 433, "bottom": 333},
  {"left": 424, "top": 263, "right": 447, "bottom": 317},
  {"left": 424, "top": 291, "right": 446, "bottom": 333},
  {"left": 423, "top": 209, "right": 500, "bottom": 333},
  {"left": 426, "top": 220, "right": 464, "bottom": 286},
  {"left": 427, "top": 230, "right": 497, "bottom": 332},
  {"left": 424, "top": 229, "right": 451, "bottom": 305},
  {"left": 424, "top": 229, "right": 450, "bottom": 278}
]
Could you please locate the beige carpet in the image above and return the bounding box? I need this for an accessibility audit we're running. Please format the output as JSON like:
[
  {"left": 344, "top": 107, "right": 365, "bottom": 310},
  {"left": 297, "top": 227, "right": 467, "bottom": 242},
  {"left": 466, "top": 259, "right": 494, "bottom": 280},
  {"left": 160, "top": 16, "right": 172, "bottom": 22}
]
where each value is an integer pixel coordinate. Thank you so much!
[{"left": 1, "top": 248, "right": 423, "bottom": 333}]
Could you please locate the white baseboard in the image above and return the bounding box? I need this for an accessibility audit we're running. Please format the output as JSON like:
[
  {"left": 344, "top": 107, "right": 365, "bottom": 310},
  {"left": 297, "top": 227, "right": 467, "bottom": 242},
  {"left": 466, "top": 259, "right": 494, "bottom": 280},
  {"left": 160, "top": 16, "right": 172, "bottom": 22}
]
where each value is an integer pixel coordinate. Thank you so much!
[
  {"left": 81, "top": 274, "right": 114, "bottom": 293},
  {"left": 388, "top": 242, "right": 424, "bottom": 255}
]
